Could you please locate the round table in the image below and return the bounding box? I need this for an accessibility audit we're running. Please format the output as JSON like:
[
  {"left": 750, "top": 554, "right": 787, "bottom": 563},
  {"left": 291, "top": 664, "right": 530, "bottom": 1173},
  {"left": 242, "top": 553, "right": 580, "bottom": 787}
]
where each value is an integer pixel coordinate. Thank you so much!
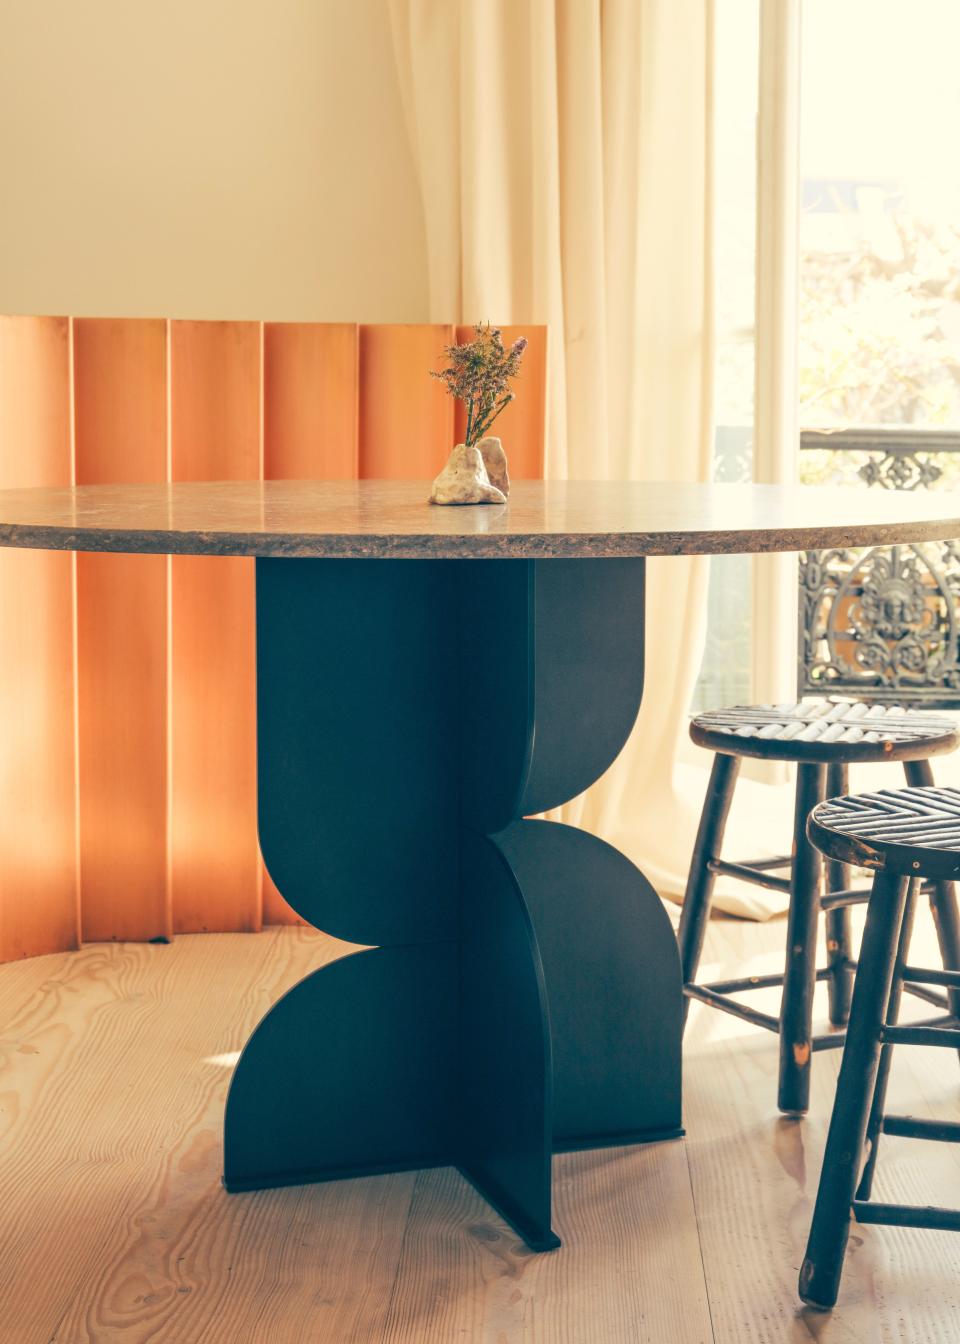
[{"left": 2, "top": 478, "right": 959, "bottom": 1253}]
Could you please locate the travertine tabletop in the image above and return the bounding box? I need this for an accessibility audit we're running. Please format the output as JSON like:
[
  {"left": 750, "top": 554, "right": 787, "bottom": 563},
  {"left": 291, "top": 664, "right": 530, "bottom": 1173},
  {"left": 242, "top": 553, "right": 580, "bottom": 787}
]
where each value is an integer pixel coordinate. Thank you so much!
[{"left": 0, "top": 479, "right": 957, "bottom": 559}]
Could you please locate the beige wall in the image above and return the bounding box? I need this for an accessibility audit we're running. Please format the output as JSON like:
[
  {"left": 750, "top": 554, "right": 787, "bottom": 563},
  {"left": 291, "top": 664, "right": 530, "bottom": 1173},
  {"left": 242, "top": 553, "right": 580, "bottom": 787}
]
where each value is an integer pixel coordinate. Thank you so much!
[{"left": 0, "top": 0, "right": 428, "bottom": 321}]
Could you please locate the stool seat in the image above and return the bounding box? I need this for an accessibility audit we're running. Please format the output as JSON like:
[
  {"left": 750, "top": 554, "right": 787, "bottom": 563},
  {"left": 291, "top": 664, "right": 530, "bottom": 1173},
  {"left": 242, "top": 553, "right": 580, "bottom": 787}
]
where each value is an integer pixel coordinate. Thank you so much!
[
  {"left": 809, "top": 785, "right": 960, "bottom": 879},
  {"left": 691, "top": 699, "right": 959, "bottom": 764}
]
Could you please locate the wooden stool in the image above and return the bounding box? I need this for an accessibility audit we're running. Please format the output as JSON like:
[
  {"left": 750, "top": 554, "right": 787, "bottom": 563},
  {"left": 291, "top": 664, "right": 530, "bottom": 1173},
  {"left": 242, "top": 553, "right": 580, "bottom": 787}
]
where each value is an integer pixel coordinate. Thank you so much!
[
  {"left": 679, "top": 700, "right": 960, "bottom": 1114},
  {"left": 800, "top": 786, "right": 960, "bottom": 1309}
]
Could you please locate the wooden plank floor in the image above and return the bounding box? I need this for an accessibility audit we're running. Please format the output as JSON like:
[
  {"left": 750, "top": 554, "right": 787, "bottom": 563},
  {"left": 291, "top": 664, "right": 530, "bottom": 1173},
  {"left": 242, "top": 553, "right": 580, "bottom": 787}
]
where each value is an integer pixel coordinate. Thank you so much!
[{"left": 0, "top": 911, "right": 958, "bottom": 1343}]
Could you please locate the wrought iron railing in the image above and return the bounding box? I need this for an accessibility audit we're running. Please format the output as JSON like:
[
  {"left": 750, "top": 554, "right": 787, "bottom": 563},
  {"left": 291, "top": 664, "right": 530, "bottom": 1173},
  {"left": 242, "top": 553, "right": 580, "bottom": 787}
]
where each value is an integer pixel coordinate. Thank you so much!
[{"left": 799, "top": 428, "right": 960, "bottom": 707}]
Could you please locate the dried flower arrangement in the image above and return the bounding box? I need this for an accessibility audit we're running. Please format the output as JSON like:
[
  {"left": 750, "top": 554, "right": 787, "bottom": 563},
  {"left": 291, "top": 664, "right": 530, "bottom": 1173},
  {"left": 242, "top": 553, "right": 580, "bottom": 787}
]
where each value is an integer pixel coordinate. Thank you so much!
[{"left": 429, "top": 324, "right": 527, "bottom": 506}]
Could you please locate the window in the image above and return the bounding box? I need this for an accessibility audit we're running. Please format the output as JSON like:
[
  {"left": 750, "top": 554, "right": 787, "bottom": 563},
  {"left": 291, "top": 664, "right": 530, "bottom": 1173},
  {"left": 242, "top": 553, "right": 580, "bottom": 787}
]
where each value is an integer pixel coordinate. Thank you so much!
[{"left": 798, "top": 0, "right": 960, "bottom": 704}]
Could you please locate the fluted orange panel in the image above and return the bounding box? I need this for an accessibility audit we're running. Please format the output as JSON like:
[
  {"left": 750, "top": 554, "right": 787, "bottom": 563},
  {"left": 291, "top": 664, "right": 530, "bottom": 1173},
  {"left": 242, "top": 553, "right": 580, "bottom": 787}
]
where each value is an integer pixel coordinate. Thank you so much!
[
  {"left": 264, "top": 323, "right": 359, "bottom": 479},
  {"left": 170, "top": 321, "right": 262, "bottom": 933},
  {"left": 261, "top": 322, "right": 360, "bottom": 924},
  {"left": 0, "top": 317, "right": 79, "bottom": 960},
  {"left": 359, "top": 325, "right": 455, "bottom": 479},
  {"left": 73, "top": 319, "right": 171, "bottom": 943},
  {"left": 454, "top": 325, "right": 547, "bottom": 480},
  {"left": 0, "top": 317, "right": 547, "bottom": 956}
]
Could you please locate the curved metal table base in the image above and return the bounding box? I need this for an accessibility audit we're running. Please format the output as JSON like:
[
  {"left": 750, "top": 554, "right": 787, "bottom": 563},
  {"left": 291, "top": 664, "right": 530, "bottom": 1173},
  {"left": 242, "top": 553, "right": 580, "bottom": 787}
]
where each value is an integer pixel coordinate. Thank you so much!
[{"left": 223, "top": 557, "right": 683, "bottom": 1251}]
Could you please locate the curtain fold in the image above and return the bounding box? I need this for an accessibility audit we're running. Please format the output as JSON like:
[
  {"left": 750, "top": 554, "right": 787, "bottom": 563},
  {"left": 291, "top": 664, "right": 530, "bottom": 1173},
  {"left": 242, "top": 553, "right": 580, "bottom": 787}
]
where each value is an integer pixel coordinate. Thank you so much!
[{"left": 389, "top": 0, "right": 727, "bottom": 907}]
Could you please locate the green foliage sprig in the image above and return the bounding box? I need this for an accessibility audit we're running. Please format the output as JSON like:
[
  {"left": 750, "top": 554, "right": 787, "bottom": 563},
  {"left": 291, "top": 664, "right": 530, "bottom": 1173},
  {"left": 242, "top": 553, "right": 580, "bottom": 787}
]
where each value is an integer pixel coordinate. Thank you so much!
[{"left": 431, "top": 323, "right": 527, "bottom": 447}]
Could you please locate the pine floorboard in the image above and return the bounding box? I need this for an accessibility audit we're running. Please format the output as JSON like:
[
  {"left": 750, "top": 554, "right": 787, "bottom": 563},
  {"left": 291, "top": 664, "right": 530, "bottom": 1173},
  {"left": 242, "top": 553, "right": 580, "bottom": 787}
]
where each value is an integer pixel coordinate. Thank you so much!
[{"left": 0, "top": 910, "right": 957, "bottom": 1342}]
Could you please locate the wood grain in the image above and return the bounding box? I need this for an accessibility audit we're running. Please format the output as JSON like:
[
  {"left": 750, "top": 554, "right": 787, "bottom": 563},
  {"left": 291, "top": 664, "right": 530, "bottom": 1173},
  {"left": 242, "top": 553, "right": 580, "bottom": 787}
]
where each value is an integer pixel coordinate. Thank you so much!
[
  {"left": 359, "top": 325, "right": 455, "bottom": 479},
  {"left": 0, "top": 927, "right": 406, "bottom": 1344},
  {"left": 0, "top": 315, "right": 78, "bottom": 962},
  {"left": 381, "top": 1148, "right": 711, "bottom": 1344},
  {"left": 169, "top": 321, "right": 262, "bottom": 934},
  {"left": 73, "top": 318, "right": 171, "bottom": 942},
  {"left": 2, "top": 914, "right": 958, "bottom": 1340}
]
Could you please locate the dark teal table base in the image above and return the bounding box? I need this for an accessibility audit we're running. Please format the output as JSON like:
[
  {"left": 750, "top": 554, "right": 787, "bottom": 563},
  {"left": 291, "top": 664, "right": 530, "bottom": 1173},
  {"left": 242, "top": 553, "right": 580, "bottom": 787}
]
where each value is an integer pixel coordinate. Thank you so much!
[{"left": 223, "top": 557, "right": 682, "bottom": 1251}]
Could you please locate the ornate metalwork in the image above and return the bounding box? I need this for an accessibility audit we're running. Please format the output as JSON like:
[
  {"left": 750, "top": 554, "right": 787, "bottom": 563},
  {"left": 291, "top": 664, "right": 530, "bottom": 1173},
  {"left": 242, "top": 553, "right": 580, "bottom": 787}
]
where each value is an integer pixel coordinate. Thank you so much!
[
  {"left": 799, "top": 429, "right": 960, "bottom": 705},
  {"left": 857, "top": 452, "right": 942, "bottom": 490}
]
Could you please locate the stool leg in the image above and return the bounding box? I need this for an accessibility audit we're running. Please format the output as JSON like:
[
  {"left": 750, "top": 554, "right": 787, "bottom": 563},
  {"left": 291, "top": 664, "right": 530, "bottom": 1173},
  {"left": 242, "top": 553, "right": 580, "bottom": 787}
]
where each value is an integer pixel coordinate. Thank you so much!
[
  {"left": 678, "top": 752, "right": 741, "bottom": 1029},
  {"left": 779, "top": 762, "right": 826, "bottom": 1115},
  {"left": 824, "top": 762, "right": 853, "bottom": 1027},
  {"left": 799, "top": 870, "right": 909, "bottom": 1310},
  {"left": 856, "top": 879, "right": 918, "bottom": 1202},
  {"left": 903, "top": 758, "right": 960, "bottom": 1019}
]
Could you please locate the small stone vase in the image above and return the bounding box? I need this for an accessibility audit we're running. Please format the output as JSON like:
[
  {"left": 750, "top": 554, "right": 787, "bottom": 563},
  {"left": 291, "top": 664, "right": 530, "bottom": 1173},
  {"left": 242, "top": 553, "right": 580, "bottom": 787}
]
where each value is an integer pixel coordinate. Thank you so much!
[{"left": 429, "top": 437, "right": 510, "bottom": 506}]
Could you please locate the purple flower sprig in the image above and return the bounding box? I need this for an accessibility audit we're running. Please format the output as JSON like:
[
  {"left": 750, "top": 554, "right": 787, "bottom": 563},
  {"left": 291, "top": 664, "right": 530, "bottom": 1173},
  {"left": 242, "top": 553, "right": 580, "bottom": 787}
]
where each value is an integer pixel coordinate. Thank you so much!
[{"left": 431, "top": 323, "right": 528, "bottom": 448}]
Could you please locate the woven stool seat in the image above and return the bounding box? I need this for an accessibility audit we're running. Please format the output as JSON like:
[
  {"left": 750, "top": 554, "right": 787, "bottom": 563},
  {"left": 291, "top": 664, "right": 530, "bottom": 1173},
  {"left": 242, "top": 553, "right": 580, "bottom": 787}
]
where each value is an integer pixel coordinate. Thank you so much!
[
  {"left": 691, "top": 698, "right": 959, "bottom": 764},
  {"left": 809, "top": 785, "right": 960, "bottom": 879}
]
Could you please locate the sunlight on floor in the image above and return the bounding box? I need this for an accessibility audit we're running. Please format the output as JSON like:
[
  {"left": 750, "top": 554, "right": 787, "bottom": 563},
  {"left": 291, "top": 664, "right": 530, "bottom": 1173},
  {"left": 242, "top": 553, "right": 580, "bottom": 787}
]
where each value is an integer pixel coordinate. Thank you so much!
[{"left": 203, "top": 1050, "right": 241, "bottom": 1068}]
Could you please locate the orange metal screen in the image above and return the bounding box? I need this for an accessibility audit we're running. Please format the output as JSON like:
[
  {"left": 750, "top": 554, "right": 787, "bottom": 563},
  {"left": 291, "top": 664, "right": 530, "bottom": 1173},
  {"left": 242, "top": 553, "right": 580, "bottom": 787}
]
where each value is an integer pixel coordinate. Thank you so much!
[{"left": 0, "top": 319, "right": 547, "bottom": 959}]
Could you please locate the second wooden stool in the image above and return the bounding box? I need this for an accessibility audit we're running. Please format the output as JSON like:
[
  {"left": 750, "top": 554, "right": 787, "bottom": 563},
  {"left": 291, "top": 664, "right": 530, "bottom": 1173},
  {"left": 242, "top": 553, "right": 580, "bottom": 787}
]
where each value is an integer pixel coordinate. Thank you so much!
[
  {"left": 678, "top": 699, "right": 960, "bottom": 1114},
  {"left": 800, "top": 785, "right": 960, "bottom": 1308}
]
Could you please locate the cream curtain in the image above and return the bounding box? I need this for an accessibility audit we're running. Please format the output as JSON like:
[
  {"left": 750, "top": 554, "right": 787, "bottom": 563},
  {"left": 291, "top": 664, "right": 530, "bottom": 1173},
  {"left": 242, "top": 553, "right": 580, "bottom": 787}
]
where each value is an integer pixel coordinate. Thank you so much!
[{"left": 386, "top": 0, "right": 775, "bottom": 911}]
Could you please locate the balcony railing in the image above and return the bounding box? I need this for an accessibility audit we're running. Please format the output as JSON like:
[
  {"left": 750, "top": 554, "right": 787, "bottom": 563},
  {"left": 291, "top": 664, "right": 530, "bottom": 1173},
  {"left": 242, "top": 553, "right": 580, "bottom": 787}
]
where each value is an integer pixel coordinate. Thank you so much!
[{"left": 799, "top": 427, "right": 960, "bottom": 707}]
